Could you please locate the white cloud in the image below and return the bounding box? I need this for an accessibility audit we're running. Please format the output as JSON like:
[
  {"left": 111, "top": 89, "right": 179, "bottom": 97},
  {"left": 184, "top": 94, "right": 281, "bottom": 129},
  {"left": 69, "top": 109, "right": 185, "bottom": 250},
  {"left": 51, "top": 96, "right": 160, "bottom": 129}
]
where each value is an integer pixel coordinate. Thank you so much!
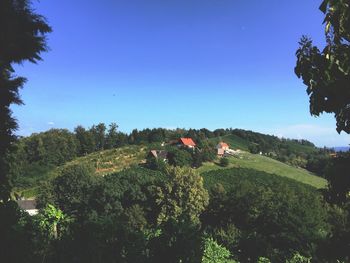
[{"left": 47, "top": 121, "right": 55, "bottom": 126}]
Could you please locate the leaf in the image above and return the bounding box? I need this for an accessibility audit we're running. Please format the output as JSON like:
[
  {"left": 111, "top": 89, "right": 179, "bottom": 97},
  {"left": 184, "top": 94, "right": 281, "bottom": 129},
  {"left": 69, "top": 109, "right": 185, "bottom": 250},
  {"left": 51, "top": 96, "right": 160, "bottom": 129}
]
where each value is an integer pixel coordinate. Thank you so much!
[{"left": 319, "top": 0, "right": 329, "bottom": 13}]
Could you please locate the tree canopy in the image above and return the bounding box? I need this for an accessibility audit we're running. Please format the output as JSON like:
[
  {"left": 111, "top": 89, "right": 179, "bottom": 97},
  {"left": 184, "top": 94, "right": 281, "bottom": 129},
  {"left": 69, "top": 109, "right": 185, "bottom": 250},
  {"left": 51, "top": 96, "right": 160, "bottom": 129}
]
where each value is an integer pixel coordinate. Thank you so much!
[
  {"left": 0, "top": 0, "right": 51, "bottom": 201},
  {"left": 295, "top": 0, "right": 350, "bottom": 134}
]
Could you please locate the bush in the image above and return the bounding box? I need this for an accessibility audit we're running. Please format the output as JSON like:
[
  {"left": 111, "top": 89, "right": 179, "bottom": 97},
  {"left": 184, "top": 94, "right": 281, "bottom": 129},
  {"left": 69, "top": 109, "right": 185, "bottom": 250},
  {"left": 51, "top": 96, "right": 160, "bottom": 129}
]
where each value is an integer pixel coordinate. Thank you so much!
[
  {"left": 167, "top": 147, "right": 193, "bottom": 167},
  {"left": 220, "top": 157, "right": 229, "bottom": 167},
  {"left": 202, "top": 237, "right": 233, "bottom": 263}
]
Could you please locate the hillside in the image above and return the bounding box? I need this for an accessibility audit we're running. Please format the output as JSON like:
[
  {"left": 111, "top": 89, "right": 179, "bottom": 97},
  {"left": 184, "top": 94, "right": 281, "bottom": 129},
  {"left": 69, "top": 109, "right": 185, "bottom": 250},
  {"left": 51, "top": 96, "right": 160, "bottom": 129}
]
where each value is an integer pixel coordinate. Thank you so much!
[
  {"left": 197, "top": 151, "right": 327, "bottom": 189},
  {"left": 13, "top": 129, "right": 328, "bottom": 198},
  {"left": 209, "top": 132, "right": 318, "bottom": 154},
  {"left": 209, "top": 134, "right": 251, "bottom": 151},
  {"left": 16, "top": 145, "right": 147, "bottom": 198},
  {"left": 63, "top": 145, "right": 147, "bottom": 176},
  {"left": 64, "top": 143, "right": 325, "bottom": 189}
]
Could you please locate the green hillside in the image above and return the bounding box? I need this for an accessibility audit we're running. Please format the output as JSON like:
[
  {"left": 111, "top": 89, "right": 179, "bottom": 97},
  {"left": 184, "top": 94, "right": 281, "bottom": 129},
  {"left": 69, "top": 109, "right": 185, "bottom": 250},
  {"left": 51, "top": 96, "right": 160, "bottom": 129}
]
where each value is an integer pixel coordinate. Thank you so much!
[
  {"left": 15, "top": 145, "right": 147, "bottom": 198},
  {"left": 58, "top": 145, "right": 327, "bottom": 189},
  {"left": 209, "top": 134, "right": 251, "bottom": 151},
  {"left": 15, "top": 137, "right": 327, "bottom": 198},
  {"left": 63, "top": 145, "right": 147, "bottom": 176},
  {"left": 197, "top": 151, "right": 327, "bottom": 189}
]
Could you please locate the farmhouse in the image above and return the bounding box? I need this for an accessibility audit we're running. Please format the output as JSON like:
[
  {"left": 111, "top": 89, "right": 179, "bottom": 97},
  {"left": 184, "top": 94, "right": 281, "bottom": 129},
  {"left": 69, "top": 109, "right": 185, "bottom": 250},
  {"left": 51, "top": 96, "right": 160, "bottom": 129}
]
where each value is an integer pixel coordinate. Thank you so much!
[
  {"left": 178, "top": 138, "right": 196, "bottom": 149},
  {"left": 17, "top": 199, "right": 38, "bottom": 216},
  {"left": 216, "top": 142, "right": 229, "bottom": 156}
]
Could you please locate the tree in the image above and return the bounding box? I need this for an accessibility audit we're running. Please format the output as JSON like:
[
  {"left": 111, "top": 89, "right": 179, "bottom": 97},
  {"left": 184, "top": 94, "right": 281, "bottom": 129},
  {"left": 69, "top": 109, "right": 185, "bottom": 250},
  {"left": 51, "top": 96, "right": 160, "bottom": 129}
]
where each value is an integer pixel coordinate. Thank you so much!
[
  {"left": 220, "top": 157, "right": 230, "bottom": 167},
  {"left": 105, "top": 122, "right": 119, "bottom": 149},
  {"left": 150, "top": 167, "right": 209, "bottom": 263},
  {"left": 90, "top": 123, "right": 106, "bottom": 151},
  {"left": 324, "top": 152, "right": 350, "bottom": 204},
  {"left": 38, "top": 163, "right": 98, "bottom": 219},
  {"left": 167, "top": 147, "right": 193, "bottom": 167},
  {"left": 74, "top": 125, "right": 95, "bottom": 155},
  {"left": 156, "top": 167, "right": 209, "bottom": 225},
  {"left": 0, "top": 0, "right": 51, "bottom": 201},
  {"left": 295, "top": 0, "right": 350, "bottom": 134}
]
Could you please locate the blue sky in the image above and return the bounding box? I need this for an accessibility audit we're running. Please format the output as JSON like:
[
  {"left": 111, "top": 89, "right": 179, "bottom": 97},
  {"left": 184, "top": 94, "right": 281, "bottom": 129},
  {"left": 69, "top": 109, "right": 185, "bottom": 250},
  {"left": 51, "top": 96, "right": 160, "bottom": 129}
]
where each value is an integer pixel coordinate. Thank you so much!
[{"left": 12, "top": 0, "right": 349, "bottom": 147}]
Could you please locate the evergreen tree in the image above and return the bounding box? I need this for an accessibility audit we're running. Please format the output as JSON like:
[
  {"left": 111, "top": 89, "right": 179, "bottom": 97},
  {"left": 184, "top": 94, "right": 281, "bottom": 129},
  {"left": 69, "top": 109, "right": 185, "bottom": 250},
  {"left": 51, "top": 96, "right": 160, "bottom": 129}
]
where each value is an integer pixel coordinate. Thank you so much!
[{"left": 0, "top": 0, "right": 51, "bottom": 201}]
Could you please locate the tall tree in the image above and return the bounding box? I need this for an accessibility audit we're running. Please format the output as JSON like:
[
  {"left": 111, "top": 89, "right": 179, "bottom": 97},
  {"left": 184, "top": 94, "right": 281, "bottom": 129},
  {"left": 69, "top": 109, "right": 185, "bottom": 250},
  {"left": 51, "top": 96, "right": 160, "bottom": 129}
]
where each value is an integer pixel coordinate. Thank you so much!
[
  {"left": 90, "top": 123, "right": 107, "bottom": 151},
  {"left": 0, "top": 0, "right": 52, "bottom": 201},
  {"left": 105, "top": 122, "right": 119, "bottom": 149},
  {"left": 295, "top": 0, "right": 350, "bottom": 134}
]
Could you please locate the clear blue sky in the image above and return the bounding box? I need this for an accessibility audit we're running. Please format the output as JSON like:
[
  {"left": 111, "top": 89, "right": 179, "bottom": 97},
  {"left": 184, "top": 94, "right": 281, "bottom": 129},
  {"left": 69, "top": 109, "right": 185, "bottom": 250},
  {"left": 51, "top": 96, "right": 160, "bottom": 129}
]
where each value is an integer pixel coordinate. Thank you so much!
[{"left": 12, "top": 0, "right": 349, "bottom": 147}]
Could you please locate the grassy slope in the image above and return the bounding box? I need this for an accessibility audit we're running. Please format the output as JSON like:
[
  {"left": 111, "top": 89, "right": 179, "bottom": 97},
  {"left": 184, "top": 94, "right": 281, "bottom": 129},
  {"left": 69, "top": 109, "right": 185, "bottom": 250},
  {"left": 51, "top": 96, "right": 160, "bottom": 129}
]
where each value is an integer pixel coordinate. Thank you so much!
[
  {"left": 209, "top": 134, "right": 251, "bottom": 151},
  {"left": 64, "top": 145, "right": 147, "bottom": 176},
  {"left": 17, "top": 145, "right": 147, "bottom": 197},
  {"left": 197, "top": 151, "right": 327, "bottom": 189}
]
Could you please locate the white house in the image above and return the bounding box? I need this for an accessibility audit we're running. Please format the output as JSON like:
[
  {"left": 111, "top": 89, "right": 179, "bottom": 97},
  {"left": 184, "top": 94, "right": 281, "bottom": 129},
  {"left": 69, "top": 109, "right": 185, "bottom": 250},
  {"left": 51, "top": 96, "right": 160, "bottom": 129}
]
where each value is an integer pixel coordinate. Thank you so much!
[
  {"left": 216, "top": 142, "right": 229, "bottom": 156},
  {"left": 17, "top": 199, "right": 38, "bottom": 216}
]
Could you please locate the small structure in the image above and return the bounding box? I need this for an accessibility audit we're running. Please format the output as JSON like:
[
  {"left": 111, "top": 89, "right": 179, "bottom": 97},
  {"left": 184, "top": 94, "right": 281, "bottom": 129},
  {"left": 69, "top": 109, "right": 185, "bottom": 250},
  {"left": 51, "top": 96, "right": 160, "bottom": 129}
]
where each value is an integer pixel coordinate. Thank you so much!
[
  {"left": 147, "top": 150, "right": 169, "bottom": 162},
  {"left": 216, "top": 142, "right": 229, "bottom": 156},
  {"left": 330, "top": 153, "right": 337, "bottom": 158},
  {"left": 178, "top": 138, "right": 196, "bottom": 149},
  {"left": 17, "top": 199, "right": 38, "bottom": 216}
]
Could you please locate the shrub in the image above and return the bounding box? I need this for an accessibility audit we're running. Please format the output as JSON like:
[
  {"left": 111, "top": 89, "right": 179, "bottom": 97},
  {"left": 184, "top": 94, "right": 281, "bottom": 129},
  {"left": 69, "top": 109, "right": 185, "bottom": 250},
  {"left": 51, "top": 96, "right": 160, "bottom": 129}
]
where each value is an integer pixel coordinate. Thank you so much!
[
  {"left": 202, "top": 237, "right": 233, "bottom": 263},
  {"left": 220, "top": 157, "right": 229, "bottom": 167}
]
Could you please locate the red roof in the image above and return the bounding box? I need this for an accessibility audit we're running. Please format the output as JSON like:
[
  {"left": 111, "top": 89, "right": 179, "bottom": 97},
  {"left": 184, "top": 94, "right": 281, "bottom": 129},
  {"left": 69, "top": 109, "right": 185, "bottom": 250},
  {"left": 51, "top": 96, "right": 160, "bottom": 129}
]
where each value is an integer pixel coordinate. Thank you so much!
[
  {"left": 218, "top": 142, "right": 229, "bottom": 148},
  {"left": 179, "top": 138, "right": 196, "bottom": 146}
]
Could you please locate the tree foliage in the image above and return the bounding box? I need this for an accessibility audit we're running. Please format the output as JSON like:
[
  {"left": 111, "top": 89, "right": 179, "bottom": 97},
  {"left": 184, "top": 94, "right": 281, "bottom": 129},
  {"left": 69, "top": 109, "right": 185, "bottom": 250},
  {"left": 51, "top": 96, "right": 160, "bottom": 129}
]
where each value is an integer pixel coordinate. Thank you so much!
[
  {"left": 201, "top": 237, "right": 233, "bottom": 263},
  {"left": 201, "top": 168, "right": 329, "bottom": 262},
  {"left": 0, "top": 0, "right": 51, "bottom": 201},
  {"left": 295, "top": 0, "right": 350, "bottom": 133}
]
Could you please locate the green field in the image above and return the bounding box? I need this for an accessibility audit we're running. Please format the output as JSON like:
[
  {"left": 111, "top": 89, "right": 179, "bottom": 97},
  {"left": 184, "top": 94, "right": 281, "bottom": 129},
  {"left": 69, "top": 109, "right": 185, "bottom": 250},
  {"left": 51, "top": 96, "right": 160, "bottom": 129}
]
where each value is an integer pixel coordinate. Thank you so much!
[{"left": 197, "top": 151, "right": 327, "bottom": 189}]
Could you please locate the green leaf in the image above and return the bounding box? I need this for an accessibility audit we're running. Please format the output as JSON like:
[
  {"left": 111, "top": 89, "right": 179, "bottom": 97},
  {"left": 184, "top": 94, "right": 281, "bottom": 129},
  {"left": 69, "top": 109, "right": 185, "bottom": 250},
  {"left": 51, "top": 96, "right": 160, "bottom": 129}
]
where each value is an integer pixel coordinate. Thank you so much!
[{"left": 319, "top": 0, "right": 329, "bottom": 13}]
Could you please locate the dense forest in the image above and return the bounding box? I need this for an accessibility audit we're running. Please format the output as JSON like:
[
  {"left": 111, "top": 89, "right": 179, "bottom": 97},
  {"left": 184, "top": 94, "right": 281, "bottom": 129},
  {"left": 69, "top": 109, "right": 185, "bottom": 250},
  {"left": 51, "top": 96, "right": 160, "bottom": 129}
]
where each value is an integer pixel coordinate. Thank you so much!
[{"left": 2, "top": 162, "right": 349, "bottom": 263}]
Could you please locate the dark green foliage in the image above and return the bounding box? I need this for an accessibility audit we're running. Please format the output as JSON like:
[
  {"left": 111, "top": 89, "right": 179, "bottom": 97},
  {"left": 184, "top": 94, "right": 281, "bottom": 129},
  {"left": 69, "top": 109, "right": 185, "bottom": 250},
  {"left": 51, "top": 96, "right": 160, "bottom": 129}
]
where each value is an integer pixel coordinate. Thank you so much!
[
  {"left": 90, "top": 123, "right": 107, "bottom": 151},
  {"left": 0, "top": 0, "right": 51, "bottom": 201},
  {"left": 74, "top": 125, "right": 95, "bottom": 155},
  {"left": 0, "top": 201, "right": 37, "bottom": 262},
  {"left": 220, "top": 157, "right": 229, "bottom": 167},
  {"left": 146, "top": 155, "right": 167, "bottom": 172},
  {"left": 8, "top": 129, "right": 79, "bottom": 190},
  {"left": 36, "top": 166, "right": 211, "bottom": 262},
  {"left": 317, "top": 204, "right": 350, "bottom": 262},
  {"left": 37, "top": 163, "right": 98, "bottom": 217},
  {"left": 167, "top": 146, "right": 193, "bottom": 167},
  {"left": 324, "top": 152, "right": 350, "bottom": 205},
  {"left": 201, "top": 168, "right": 329, "bottom": 262},
  {"left": 295, "top": 0, "right": 350, "bottom": 133},
  {"left": 192, "top": 143, "right": 217, "bottom": 168}
]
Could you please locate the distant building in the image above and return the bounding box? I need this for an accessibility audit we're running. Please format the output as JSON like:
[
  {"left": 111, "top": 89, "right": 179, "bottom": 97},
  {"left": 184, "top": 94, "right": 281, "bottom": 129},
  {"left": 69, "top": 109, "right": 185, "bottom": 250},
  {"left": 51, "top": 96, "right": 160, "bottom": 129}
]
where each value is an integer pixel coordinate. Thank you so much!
[
  {"left": 330, "top": 153, "right": 337, "bottom": 158},
  {"left": 216, "top": 142, "right": 229, "bottom": 156},
  {"left": 147, "top": 150, "right": 169, "bottom": 162},
  {"left": 177, "top": 138, "right": 196, "bottom": 149},
  {"left": 17, "top": 199, "right": 38, "bottom": 216}
]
